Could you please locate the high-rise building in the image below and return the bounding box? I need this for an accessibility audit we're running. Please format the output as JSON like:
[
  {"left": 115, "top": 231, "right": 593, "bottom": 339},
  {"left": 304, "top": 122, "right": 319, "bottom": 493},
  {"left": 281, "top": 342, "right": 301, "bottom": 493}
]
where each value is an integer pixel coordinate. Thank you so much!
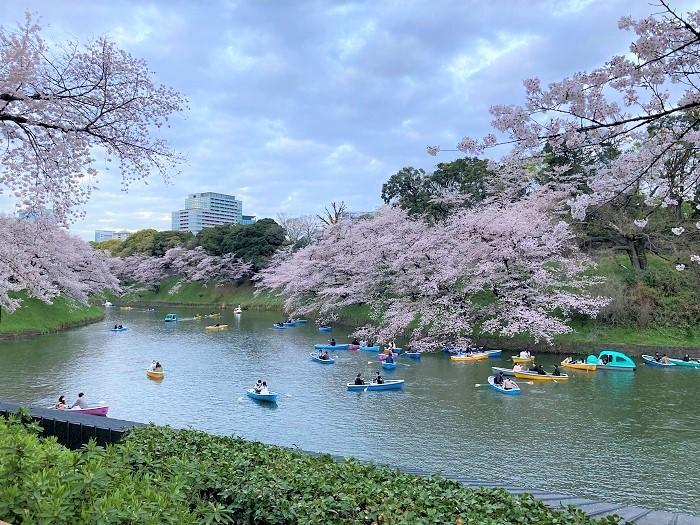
[
  {"left": 94, "top": 230, "right": 131, "bottom": 242},
  {"left": 171, "top": 192, "right": 245, "bottom": 234},
  {"left": 241, "top": 215, "right": 257, "bottom": 225}
]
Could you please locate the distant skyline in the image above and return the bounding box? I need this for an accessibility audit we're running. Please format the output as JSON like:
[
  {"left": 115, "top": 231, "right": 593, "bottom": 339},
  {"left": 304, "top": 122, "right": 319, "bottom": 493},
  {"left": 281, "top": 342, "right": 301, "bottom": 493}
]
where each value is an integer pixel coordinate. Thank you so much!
[{"left": 3, "top": 0, "right": 698, "bottom": 240}]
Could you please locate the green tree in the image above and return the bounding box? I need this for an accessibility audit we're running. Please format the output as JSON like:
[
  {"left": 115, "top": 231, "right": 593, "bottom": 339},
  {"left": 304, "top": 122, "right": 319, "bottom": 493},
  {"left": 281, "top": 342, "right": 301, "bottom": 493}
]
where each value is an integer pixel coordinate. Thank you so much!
[
  {"left": 151, "top": 230, "right": 195, "bottom": 256},
  {"left": 197, "top": 219, "right": 286, "bottom": 269},
  {"left": 92, "top": 239, "right": 124, "bottom": 255},
  {"left": 116, "top": 229, "right": 158, "bottom": 256}
]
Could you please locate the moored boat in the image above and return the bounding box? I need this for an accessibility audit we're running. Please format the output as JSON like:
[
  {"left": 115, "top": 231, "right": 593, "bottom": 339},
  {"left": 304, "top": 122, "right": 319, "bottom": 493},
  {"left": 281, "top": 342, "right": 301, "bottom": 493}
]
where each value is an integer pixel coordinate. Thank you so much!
[
  {"left": 511, "top": 355, "right": 534, "bottom": 364},
  {"left": 514, "top": 370, "right": 569, "bottom": 381},
  {"left": 57, "top": 404, "right": 109, "bottom": 416},
  {"left": 487, "top": 376, "right": 520, "bottom": 395},
  {"left": 205, "top": 324, "right": 228, "bottom": 330},
  {"left": 560, "top": 360, "right": 596, "bottom": 372},
  {"left": 146, "top": 369, "right": 165, "bottom": 380},
  {"left": 642, "top": 354, "right": 676, "bottom": 368},
  {"left": 346, "top": 379, "right": 404, "bottom": 391},
  {"left": 450, "top": 352, "right": 488, "bottom": 362},
  {"left": 381, "top": 361, "right": 397, "bottom": 370},
  {"left": 246, "top": 389, "right": 279, "bottom": 402},
  {"left": 668, "top": 357, "right": 700, "bottom": 368},
  {"left": 314, "top": 343, "right": 349, "bottom": 350},
  {"left": 484, "top": 349, "right": 502, "bottom": 358},
  {"left": 491, "top": 366, "right": 517, "bottom": 377},
  {"left": 310, "top": 353, "right": 335, "bottom": 364}
]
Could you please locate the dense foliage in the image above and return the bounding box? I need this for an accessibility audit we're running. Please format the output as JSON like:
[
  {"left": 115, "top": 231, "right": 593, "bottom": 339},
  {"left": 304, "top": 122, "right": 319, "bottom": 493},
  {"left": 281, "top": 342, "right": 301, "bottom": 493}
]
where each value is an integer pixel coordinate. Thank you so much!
[
  {"left": 0, "top": 415, "right": 620, "bottom": 524},
  {"left": 97, "top": 230, "right": 195, "bottom": 257},
  {"left": 197, "top": 219, "right": 286, "bottom": 269}
]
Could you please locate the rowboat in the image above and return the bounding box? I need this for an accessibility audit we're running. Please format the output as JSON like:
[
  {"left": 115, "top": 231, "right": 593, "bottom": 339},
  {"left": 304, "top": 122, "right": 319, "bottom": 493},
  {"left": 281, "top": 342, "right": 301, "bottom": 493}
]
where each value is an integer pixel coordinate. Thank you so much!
[
  {"left": 668, "top": 357, "right": 700, "bottom": 368},
  {"left": 360, "top": 345, "right": 381, "bottom": 352},
  {"left": 164, "top": 313, "right": 177, "bottom": 322},
  {"left": 273, "top": 323, "right": 286, "bottom": 329},
  {"left": 119, "top": 306, "right": 132, "bottom": 311},
  {"left": 310, "top": 353, "right": 335, "bottom": 364},
  {"left": 594, "top": 349, "right": 636, "bottom": 371},
  {"left": 488, "top": 376, "right": 520, "bottom": 395},
  {"left": 205, "top": 324, "right": 228, "bottom": 330},
  {"left": 387, "top": 348, "right": 402, "bottom": 354},
  {"left": 405, "top": 351, "right": 421, "bottom": 359},
  {"left": 295, "top": 319, "right": 308, "bottom": 324},
  {"left": 146, "top": 369, "right": 164, "bottom": 380},
  {"left": 346, "top": 379, "right": 404, "bottom": 391},
  {"left": 205, "top": 313, "right": 222, "bottom": 318},
  {"left": 282, "top": 321, "right": 297, "bottom": 327},
  {"left": 246, "top": 389, "right": 279, "bottom": 402},
  {"left": 484, "top": 349, "right": 502, "bottom": 358},
  {"left": 560, "top": 360, "right": 596, "bottom": 372},
  {"left": 110, "top": 326, "right": 128, "bottom": 332},
  {"left": 348, "top": 344, "right": 361, "bottom": 350},
  {"left": 642, "top": 355, "right": 676, "bottom": 368},
  {"left": 319, "top": 326, "right": 332, "bottom": 332},
  {"left": 314, "top": 344, "right": 349, "bottom": 350},
  {"left": 450, "top": 353, "right": 488, "bottom": 362},
  {"left": 491, "top": 366, "right": 517, "bottom": 377},
  {"left": 511, "top": 355, "right": 534, "bottom": 364},
  {"left": 514, "top": 370, "right": 569, "bottom": 381},
  {"left": 57, "top": 404, "right": 109, "bottom": 416},
  {"left": 381, "top": 361, "right": 397, "bottom": 370}
]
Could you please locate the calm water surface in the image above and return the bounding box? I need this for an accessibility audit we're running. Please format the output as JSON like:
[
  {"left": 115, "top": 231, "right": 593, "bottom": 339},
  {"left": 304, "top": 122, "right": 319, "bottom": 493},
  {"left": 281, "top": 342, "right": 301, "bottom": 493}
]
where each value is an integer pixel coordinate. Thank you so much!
[{"left": 0, "top": 307, "right": 698, "bottom": 515}]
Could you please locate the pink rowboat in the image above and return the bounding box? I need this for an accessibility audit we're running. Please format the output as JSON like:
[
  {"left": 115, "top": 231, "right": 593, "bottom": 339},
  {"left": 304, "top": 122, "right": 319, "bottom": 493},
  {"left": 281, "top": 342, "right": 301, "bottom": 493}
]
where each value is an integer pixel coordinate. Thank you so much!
[
  {"left": 348, "top": 344, "right": 361, "bottom": 350},
  {"left": 57, "top": 404, "right": 109, "bottom": 416}
]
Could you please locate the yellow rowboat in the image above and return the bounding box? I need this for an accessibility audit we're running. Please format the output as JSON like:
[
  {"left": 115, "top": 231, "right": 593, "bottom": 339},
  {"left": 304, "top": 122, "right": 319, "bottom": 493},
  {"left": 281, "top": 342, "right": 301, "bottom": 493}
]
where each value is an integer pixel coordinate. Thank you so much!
[
  {"left": 514, "top": 370, "right": 569, "bottom": 381},
  {"left": 119, "top": 306, "right": 133, "bottom": 311},
  {"left": 561, "top": 361, "right": 596, "bottom": 372},
  {"left": 205, "top": 313, "right": 222, "bottom": 318},
  {"left": 205, "top": 324, "right": 228, "bottom": 330},
  {"left": 450, "top": 353, "right": 488, "bottom": 362},
  {"left": 511, "top": 356, "right": 534, "bottom": 364},
  {"left": 146, "top": 370, "right": 164, "bottom": 380}
]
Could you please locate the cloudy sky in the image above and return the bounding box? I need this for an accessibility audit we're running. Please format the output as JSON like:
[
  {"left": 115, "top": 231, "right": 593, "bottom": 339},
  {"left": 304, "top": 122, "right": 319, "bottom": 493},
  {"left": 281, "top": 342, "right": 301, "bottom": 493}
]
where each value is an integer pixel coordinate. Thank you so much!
[{"left": 2, "top": 0, "right": 699, "bottom": 239}]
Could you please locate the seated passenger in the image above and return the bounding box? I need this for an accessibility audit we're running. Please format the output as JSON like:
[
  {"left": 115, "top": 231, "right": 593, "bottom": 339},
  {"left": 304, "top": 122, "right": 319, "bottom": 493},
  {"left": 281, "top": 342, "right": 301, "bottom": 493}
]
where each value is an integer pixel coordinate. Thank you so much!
[
  {"left": 552, "top": 365, "right": 561, "bottom": 376},
  {"left": 329, "top": 338, "right": 336, "bottom": 346},
  {"left": 683, "top": 354, "right": 690, "bottom": 362},
  {"left": 55, "top": 395, "right": 66, "bottom": 409},
  {"left": 537, "top": 365, "right": 547, "bottom": 375},
  {"left": 354, "top": 373, "right": 364, "bottom": 385},
  {"left": 374, "top": 372, "right": 384, "bottom": 385},
  {"left": 385, "top": 354, "right": 394, "bottom": 364},
  {"left": 513, "top": 363, "right": 523, "bottom": 372},
  {"left": 493, "top": 372, "right": 504, "bottom": 385},
  {"left": 519, "top": 350, "right": 529, "bottom": 359},
  {"left": 503, "top": 378, "right": 517, "bottom": 390},
  {"left": 254, "top": 380, "right": 262, "bottom": 393},
  {"left": 352, "top": 338, "right": 360, "bottom": 346},
  {"left": 260, "top": 382, "right": 270, "bottom": 395},
  {"left": 660, "top": 354, "right": 670, "bottom": 364}
]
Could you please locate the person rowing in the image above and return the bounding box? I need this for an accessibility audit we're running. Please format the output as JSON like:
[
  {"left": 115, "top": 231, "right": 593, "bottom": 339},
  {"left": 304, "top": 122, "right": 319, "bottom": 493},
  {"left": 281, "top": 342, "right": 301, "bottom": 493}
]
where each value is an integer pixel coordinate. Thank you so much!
[
  {"left": 374, "top": 371, "right": 384, "bottom": 385},
  {"left": 71, "top": 392, "right": 88, "bottom": 409},
  {"left": 329, "top": 338, "right": 336, "bottom": 346},
  {"left": 253, "top": 379, "right": 262, "bottom": 393},
  {"left": 552, "top": 365, "right": 562, "bottom": 376},
  {"left": 660, "top": 354, "right": 671, "bottom": 364},
  {"left": 494, "top": 371, "right": 505, "bottom": 385},
  {"left": 385, "top": 352, "right": 394, "bottom": 364},
  {"left": 503, "top": 377, "right": 517, "bottom": 390},
  {"left": 354, "top": 373, "right": 364, "bottom": 385}
]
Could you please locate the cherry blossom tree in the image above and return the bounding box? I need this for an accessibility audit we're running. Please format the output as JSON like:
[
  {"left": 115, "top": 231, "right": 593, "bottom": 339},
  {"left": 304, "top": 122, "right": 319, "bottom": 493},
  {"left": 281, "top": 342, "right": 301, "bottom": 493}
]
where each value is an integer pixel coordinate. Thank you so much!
[
  {"left": 0, "top": 216, "right": 119, "bottom": 313},
  {"left": 256, "top": 195, "right": 608, "bottom": 350},
  {"left": 0, "top": 14, "right": 186, "bottom": 223},
  {"left": 428, "top": 2, "right": 700, "bottom": 268}
]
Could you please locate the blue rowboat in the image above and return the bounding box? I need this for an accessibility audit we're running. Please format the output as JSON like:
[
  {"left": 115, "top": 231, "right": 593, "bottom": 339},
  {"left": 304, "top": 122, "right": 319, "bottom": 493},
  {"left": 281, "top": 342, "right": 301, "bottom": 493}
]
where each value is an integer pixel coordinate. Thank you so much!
[
  {"left": 310, "top": 353, "right": 335, "bottom": 364},
  {"left": 485, "top": 349, "right": 502, "bottom": 358},
  {"left": 381, "top": 361, "right": 397, "bottom": 370},
  {"left": 295, "top": 319, "right": 308, "bottom": 324},
  {"left": 360, "top": 345, "right": 380, "bottom": 352},
  {"left": 283, "top": 321, "right": 297, "bottom": 327},
  {"left": 246, "top": 389, "right": 279, "bottom": 402},
  {"left": 346, "top": 379, "right": 404, "bottom": 392},
  {"left": 405, "top": 351, "right": 421, "bottom": 359},
  {"left": 314, "top": 344, "right": 349, "bottom": 350},
  {"left": 642, "top": 354, "right": 676, "bottom": 368},
  {"left": 391, "top": 348, "right": 402, "bottom": 354},
  {"left": 110, "top": 327, "right": 128, "bottom": 332},
  {"left": 319, "top": 326, "right": 332, "bottom": 332},
  {"left": 273, "top": 323, "right": 286, "bottom": 329},
  {"left": 488, "top": 376, "right": 520, "bottom": 395}
]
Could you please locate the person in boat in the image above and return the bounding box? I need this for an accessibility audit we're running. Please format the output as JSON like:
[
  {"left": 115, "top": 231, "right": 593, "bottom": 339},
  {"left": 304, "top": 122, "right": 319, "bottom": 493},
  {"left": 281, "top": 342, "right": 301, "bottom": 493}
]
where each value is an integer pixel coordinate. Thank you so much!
[
  {"left": 55, "top": 396, "right": 66, "bottom": 409},
  {"left": 155, "top": 361, "right": 162, "bottom": 372},
  {"left": 253, "top": 380, "right": 262, "bottom": 393},
  {"left": 528, "top": 363, "right": 538, "bottom": 372},
  {"left": 354, "top": 373, "right": 364, "bottom": 385},
  {"left": 654, "top": 352, "right": 661, "bottom": 362},
  {"left": 552, "top": 365, "right": 561, "bottom": 376},
  {"left": 494, "top": 372, "right": 504, "bottom": 385},
  {"left": 149, "top": 360, "right": 157, "bottom": 371},
  {"left": 519, "top": 350, "right": 530, "bottom": 359},
  {"left": 329, "top": 338, "right": 336, "bottom": 346},
  {"left": 114, "top": 324, "right": 118, "bottom": 329},
  {"left": 352, "top": 338, "right": 360, "bottom": 346},
  {"left": 683, "top": 354, "right": 691, "bottom": 362},
  {"left": 513, "top": 363, "right": 523, "bottom": 373},
  {"left": 374, "top": 371, "right": 384, "bottom": 385},
  {"left": 503, "top": 377, "right": 517, "bottom": 390},
  {"left": 260, "top": 382, "right": 270, "bottom": 395},
  {"left": 660, "top": 354, "right": 670, "bottom": 364},
  {"left": 385, "top": 353, "right": 394, "bottom": 364},
  {"left": 71, "top": 393, "right": 88, "bottom": 409},
  {"left": 536, "top": 364, "right": 547, "bottom": 375},
  {"left": 359, "top": 340, "right": 368, "bottom": 347},
  {"left": 321, "top": 351, "right": 330, "bottom": 360},
  {"left": 562, "top": 356, "right": 573, "bottom": 364}
]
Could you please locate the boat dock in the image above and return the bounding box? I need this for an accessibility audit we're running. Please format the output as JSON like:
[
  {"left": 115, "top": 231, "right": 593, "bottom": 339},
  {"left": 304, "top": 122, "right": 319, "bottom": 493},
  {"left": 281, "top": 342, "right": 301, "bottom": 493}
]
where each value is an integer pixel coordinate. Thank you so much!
[{"left": 1, "top": 401, "right": 697, "bottom": 524}]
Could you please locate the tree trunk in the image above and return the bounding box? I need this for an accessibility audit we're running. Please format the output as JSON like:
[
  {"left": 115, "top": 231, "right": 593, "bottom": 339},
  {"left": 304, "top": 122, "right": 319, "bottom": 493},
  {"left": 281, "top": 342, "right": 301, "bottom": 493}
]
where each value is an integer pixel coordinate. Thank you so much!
[{"left": 626, "top": 238, "right": 647, "bottom": 271}]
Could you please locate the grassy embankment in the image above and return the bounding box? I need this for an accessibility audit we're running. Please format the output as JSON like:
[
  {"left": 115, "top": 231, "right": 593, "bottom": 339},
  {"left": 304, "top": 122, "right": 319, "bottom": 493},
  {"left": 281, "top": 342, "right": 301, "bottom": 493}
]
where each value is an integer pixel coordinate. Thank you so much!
[{"left": 0, "top": 296, "right": 103, "bottom": 338}]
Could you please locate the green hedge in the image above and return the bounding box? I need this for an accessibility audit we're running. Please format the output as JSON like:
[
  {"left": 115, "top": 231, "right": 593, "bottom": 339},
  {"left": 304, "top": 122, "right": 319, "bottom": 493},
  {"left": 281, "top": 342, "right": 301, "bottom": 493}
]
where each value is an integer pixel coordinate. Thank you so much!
[{"left": 0, "top": 415, "right": 619, "bottom": 524}]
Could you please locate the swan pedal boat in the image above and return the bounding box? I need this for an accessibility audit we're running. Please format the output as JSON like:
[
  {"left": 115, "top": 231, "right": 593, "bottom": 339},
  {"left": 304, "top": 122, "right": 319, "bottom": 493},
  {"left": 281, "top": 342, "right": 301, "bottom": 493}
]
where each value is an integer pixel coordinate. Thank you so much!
[
  {"left": 488, "top": 376, "right": 520, "bottom": 395},
  {"left": 57, "top": 404, "right": 109, "bottom": 416},
  {"left": 314, "top": 343, "right": 349, "bottom": 350},
  {"left": 205, "top": 324, "right": 228, "bottom": 330},
  {"left": 347, "top": 379, "right": 404, "bottom": 391},
  {"left": 560, "top": 361, "right": 596, "bottom": 372},
  {"left": 381, "top": 361, "right": 397, "bottom": 370},
  {"left": 246, "top": 389, "right": 279, "bottom": 402},
  {"left": 233, "top": 308, "right": 242, "bottom": 314},
  {"left": 110, "top": 327, "right": 128, "bottom": 332},
  {"left": 450, "top": 352, "right": 488, "bottom": 362},
  {"left": 491, "top": 366, "right": 517, "bottom": 377},
  {"left": 146, "top": 369, "right": 164, "bottom": 380},
  {"left": 641, "top": 355, "right": 676, "bottom": 368},
  {"left": 511, "top": 355, "right": 534, "bottom": 364},
  {"left": 310, "top": 353, "right": 335, "bottom": 364},
  {"left": 514, "top": 370, "right": 569, "bottom": 381}
]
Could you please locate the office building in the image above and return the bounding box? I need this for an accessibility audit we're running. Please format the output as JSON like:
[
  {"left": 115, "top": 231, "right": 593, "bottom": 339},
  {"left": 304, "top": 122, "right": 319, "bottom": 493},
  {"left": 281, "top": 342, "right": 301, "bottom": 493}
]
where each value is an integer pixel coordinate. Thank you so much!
[
  {"left": 94, "top": 230, "right": 131, "bottom": 242},
  {"left": 241, "top": 215, "right": 257, "bottom": 225},
  {"left": 171, "top": 192, "right": 246, "bottom": 234}
]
